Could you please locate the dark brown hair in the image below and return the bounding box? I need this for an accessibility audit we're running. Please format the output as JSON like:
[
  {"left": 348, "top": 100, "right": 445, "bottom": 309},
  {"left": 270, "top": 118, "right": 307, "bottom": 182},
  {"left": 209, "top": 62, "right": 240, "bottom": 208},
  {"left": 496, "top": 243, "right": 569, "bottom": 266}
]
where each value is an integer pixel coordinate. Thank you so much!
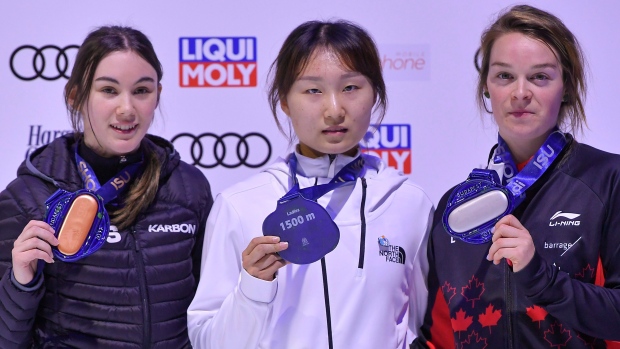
[
  {"left": 64, "top": 26, "right": 163, "bottom": 229},
  {"left": 477, "top": 5, "right": 587, "bottom": 135},
  {"left": 267, "top": 20, "right": 387, "bottom": 140}
]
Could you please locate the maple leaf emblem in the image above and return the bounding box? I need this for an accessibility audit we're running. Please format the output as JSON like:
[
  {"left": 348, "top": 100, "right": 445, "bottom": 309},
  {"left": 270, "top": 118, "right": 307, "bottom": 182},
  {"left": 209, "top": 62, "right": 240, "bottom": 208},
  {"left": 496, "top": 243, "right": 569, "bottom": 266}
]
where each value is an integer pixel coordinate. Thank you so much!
[
  {"left": 544, "top": 322, "right": 573, "bottom": 348},
  {"left": 478, "top": 303, "right": 502, "bottom": 333},
  {"left": 576, "top": 332, "right": 597, "bottom": 349},
  {"left": 575, "top": 264, "right": 595, "bottom": 280},
  {"left": 451, "top": 308, "right": 473, "bottom": 339},
  {"left": 462, "top": 275, "right": 485, "bottom": 308},
  {"left": 442, "top": 281, "right": 457, "bottom": 304},
  {"left": 525, "top": 305, "right": 548, "bottom": 328},
  {"left": 460, "top": 330, "right": 488, "bottom": 349}
]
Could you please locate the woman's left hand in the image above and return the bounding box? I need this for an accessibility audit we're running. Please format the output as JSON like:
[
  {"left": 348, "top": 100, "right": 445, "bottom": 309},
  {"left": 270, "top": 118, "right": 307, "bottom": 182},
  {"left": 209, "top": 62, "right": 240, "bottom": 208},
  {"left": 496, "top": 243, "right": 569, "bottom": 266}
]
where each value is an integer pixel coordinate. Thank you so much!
[{"left": 487, "top": 214, "right": 535, "bottom": 272}]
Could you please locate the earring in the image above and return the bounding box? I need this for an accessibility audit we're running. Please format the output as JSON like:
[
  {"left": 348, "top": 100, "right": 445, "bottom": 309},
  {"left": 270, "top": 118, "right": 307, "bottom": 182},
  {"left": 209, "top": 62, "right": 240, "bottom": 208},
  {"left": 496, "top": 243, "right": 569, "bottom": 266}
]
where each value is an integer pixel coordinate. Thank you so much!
[
  {"left": 562, "top": 94, "right": 568, "bottom": 103},
  {"left": 483, "top": 91, "right": 490, "bottom": 99}
]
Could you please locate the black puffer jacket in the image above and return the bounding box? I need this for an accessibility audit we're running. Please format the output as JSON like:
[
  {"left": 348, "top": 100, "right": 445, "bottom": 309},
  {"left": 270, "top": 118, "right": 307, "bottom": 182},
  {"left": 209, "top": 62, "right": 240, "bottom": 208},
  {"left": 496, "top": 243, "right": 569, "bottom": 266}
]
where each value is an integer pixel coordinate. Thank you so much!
[{"left": 0, "top": 134, "right": 213, "bottom": 348}]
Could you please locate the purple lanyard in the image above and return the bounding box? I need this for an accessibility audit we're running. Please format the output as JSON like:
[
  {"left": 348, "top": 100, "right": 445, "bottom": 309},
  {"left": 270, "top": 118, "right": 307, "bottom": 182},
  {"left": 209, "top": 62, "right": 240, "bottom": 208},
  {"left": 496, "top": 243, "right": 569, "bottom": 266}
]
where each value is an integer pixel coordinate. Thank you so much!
[
  {"left": 75, "top": 150, "right": 142, "bottom": 203},
  {"left": 281, "top": 154, "right": 365, "bottom": 203},
  {"left": 493, "top": 128, "right": 568, "bottom": 205}
]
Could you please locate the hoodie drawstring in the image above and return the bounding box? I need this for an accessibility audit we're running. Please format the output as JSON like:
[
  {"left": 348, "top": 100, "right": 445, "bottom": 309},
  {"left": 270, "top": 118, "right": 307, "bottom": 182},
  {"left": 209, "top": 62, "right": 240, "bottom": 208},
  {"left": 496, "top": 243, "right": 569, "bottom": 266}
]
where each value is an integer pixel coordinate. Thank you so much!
[{"left": 358, "top": 177, "right": 367, "bottom": 269}]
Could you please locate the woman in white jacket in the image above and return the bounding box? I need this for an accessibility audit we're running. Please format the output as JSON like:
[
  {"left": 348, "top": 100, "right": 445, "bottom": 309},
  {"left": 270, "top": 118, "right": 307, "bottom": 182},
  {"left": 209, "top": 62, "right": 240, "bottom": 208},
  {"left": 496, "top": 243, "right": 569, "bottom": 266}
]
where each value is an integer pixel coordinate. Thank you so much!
[{"left": 188, "top": 19, "right": 434, "bottom": 349}]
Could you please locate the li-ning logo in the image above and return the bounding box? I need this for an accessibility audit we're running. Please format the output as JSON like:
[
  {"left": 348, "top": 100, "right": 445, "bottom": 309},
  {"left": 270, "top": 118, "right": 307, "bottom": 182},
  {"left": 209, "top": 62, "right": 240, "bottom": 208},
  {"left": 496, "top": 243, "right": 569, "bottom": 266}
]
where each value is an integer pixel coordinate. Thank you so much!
[
  {"left": 148, "top": 224, "right": 196, "bottom": 234},
  {"left": 378, "top": 240, "right": 406, "bottom": 264},
  {"left": 549, "top": 211, "right": 581, "bottom": 227}
]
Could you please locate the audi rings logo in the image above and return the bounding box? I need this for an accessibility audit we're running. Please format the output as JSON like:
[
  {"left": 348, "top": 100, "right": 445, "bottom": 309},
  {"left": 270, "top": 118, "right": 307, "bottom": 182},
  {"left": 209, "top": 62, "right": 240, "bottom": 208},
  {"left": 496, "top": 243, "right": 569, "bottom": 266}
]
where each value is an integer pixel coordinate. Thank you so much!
[
  {"left": 10, "top": 45, "right": 79, "bottom": 81},
  {"left": 172, "top": 132, "right": 272, "bottom": 169}
]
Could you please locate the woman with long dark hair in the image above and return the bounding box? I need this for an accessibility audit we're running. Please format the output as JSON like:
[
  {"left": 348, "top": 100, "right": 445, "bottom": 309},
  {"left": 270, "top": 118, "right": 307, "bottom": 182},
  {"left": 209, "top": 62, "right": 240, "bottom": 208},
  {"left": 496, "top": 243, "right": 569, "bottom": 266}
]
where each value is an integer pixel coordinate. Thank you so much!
[{"left": 0, "top": 26, "right": 213, "bottom": 348}]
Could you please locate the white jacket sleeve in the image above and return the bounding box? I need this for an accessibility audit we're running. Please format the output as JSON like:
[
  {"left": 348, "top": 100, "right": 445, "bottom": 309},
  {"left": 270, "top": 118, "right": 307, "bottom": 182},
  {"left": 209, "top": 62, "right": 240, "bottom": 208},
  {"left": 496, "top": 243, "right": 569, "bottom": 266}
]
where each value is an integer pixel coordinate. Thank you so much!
[{"left": 188, "top": 193, "right": 278, "bottom": 349}]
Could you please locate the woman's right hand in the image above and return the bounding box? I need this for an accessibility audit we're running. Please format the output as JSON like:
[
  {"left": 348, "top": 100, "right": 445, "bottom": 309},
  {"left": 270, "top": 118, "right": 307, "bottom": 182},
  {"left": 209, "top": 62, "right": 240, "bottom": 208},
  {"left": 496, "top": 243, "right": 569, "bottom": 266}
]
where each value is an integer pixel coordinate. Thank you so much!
[
  {"left": 12, "top": 220, "right": 58, "bottom": 285},
  {"left": 242, "top": 236, "right": 289, "bottom": 281}
]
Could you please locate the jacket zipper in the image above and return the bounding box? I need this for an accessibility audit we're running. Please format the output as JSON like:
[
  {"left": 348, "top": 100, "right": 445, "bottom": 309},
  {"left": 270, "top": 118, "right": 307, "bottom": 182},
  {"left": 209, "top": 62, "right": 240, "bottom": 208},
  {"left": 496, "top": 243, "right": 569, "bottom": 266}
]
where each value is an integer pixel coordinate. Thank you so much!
[
  {"left": 131, "top": 228, "right": 151, "bottom": 348},
  {"left": 313, "top": 176, "right": 334, "bottom": 348},
  {"left": 357, "top": 178, "right": 367, "bottom": 269},
  {"left": 321, "top": 258, "right": 334, "bottom": 349},
  {"left": 505, "top": 261, "right": 514, "bottom": 349}
]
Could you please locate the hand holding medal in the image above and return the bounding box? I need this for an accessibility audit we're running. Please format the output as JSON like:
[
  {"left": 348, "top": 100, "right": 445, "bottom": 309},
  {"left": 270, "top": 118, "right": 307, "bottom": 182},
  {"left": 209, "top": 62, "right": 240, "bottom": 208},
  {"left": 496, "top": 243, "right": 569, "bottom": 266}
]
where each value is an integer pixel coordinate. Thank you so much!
[
  {"left": 443, "top": 130, "right": 567, "bottom": 244},
  {"left": 263, "top": 193, "right": 341, "bottom": 265},
  {"left": 43, "top": 150, "right": 142, "bottom": 262},
  {"left": 45, "top": 189, "right": 109, "bottom": 262},
  {"left": 242, "top": 236, "right": 289, "bottom": 281},
  {"left": 11, "top": 220, "right": 58, "bottom": 286},
  {"left": 487, "top": 214, "right": 535, "bottom": 272},
  {"left": 262, "top": 155, "right": 364, "bottom": 264}
]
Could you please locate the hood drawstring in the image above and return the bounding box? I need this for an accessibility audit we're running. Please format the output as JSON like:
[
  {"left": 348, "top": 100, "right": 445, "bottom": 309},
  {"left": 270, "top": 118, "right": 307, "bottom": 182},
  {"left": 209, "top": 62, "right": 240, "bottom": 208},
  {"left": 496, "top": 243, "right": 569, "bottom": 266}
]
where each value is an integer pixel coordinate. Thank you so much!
[{"left": 358, "top": 177, "right": 368, "bottom": 269}]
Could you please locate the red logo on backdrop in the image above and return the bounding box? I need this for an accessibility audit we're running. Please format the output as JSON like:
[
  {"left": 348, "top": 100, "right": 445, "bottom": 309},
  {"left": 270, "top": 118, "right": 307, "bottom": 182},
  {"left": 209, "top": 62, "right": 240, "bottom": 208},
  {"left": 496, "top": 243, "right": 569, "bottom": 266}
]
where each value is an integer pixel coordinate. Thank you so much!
[
  {"left": 179, "top": 37, "right": 257, "bottom": 87},
  {"left": 379, "top": 45, "right": 430, "bottom": 81},
  {"left": 362, "top": 124, "right": 411, "bottom": 174}
]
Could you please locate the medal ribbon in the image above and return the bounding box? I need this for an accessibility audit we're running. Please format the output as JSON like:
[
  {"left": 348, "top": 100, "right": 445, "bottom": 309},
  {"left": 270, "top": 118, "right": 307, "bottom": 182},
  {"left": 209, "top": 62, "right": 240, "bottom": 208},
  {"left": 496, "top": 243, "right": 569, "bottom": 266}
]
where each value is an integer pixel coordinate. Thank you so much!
[
  {"left": 30, "top": 148, "right": 145, "bottom": 284},
  {"left": 75, "top": 150, "right": 143, "bottom": 203},
  {"left": 442, "top": 128, "right": 568, "bottom": 245},
  {"left": 280, "top": 154, "right": 365, "bottom": 203},
  {"left": 493, "top": 128, "right": 568, "bottom": 205}
]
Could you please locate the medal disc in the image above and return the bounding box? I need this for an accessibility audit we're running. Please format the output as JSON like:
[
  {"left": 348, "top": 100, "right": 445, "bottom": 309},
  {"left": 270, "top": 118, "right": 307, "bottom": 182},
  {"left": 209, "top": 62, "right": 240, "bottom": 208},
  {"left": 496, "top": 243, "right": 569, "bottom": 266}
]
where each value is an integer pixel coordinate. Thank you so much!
[{"left": 263, "top": 194, "right": 339, "bottom": 264}]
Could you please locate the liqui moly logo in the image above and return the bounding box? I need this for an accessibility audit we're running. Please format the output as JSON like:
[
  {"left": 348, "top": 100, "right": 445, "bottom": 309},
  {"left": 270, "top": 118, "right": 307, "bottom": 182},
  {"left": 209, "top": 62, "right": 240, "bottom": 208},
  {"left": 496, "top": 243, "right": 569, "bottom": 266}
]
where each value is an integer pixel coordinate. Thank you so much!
[
  {"left": 179, "top": 37, "right": 257, "bottom": 87},
  {"left": 362, "top": 124, "right": 411, "bottom": 174}
]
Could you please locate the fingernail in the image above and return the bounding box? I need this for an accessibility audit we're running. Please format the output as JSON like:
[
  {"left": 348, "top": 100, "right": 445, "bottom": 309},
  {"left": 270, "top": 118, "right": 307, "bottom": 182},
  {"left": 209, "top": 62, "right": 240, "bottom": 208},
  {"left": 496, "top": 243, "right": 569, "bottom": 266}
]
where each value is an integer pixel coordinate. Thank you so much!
[
  {"left": 486, "top": 254, "right": 491, "bottom": 261},
  {"left": 272, "top": 236, "right": 280, "bottom": 242},
  {"left": 279, "top": 242, "right": 288, "bottom": 248},
  {"left": 491, "top": 227, "right": 495, "bottom": 234}
]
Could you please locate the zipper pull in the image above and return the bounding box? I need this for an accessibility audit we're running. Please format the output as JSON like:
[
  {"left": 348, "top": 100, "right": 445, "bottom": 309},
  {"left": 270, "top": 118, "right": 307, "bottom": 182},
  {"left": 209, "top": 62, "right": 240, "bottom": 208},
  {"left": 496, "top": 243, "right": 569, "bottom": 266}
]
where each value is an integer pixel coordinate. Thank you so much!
[{"left": 119, "top": 156, "right": 127, "bottom": 164}]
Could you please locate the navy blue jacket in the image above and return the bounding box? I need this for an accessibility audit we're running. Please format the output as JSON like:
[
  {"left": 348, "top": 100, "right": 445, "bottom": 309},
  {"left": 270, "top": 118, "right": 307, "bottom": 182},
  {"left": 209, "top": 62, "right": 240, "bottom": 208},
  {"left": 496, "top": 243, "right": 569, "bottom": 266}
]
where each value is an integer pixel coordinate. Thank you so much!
[
  {"left": 0, "top": 134, "right": 212, "bottom": 348},
  {"left": 416, "top": 139, "right": 620, "bottom": 348}
]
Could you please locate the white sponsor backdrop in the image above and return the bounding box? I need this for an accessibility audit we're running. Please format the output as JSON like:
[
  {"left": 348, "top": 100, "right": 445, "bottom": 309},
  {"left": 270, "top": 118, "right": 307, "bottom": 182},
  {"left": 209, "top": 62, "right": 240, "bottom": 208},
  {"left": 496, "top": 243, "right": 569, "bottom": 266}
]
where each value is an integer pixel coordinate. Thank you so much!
[{"left": 1, "top": 1, "right": 618, "bottom": 205}]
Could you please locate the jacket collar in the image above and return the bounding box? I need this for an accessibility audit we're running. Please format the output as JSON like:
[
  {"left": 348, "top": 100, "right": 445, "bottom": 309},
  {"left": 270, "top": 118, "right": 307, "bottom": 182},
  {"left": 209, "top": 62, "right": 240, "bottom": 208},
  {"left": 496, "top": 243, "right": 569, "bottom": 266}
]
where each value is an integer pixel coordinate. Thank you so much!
[
  {"left": 293, "top": 148, "right": 362, "bottom": 179},
  {"left": 21, "top": 133, "right": 179, "bottom": 191}
]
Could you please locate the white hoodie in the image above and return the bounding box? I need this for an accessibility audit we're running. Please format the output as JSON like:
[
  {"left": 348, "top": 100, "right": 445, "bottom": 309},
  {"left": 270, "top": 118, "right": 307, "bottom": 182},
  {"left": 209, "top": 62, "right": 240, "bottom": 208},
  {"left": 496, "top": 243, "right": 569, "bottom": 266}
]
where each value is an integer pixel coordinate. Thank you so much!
[{"left": 188, "top": 151, "right": 434, "bottom": 349}]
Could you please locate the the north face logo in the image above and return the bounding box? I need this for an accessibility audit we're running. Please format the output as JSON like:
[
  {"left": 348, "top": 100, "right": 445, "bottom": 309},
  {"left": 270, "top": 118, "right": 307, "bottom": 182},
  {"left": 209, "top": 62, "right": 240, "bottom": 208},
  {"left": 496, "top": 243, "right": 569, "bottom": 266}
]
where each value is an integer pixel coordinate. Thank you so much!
[{"left": 379, "top": 245, "right": 406, "bottom": 264}]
